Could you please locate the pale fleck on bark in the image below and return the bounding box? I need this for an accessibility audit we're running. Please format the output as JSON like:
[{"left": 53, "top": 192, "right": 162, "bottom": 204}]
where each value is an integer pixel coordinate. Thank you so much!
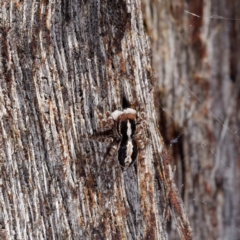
[
  {"left": 0, "top": 1, "right": 191, "bottom": 240},
  {"left": 142, "top": 0, "right": 240, "bottom": 239}
]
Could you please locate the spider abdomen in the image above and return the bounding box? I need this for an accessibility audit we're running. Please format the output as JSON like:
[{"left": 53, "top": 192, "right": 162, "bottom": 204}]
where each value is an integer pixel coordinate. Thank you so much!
[{"left": 118, "top": 139, "right": 138, "bottom": 168}]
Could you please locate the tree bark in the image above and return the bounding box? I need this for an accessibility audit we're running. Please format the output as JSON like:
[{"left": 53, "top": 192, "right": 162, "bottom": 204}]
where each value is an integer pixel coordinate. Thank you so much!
[
  {"left": 0, "top": 0, "right": 191, "bottom": 240},
  {"left": 142, "top": 0, "right": 240, "bottom": 239}
]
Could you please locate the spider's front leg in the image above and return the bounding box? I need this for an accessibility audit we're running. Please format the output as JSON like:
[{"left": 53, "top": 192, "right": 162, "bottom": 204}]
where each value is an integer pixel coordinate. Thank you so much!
[
  {"left": 98, "top": 111, "right": 114, "bottom": 132},
  {"left": 134, "top": 111, "right": 148, "bottom": 150},
  {"left": 91, "top": 110, "right": 116, "bottom": 142}
]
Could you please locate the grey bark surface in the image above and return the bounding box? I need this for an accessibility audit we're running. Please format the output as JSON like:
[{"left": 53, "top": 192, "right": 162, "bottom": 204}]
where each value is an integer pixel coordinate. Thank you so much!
[
  {"left": 142, "top": 0, "right": 240, "bottom": 239},
  {"left": 0, "top": 1, "right": 191, "bottom": 240}
]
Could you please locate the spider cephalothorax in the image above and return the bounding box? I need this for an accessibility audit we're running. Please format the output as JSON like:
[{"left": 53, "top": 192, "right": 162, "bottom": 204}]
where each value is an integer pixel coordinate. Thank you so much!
[{"left": 102, "top": 108, "right": 145, "bottom": 170}]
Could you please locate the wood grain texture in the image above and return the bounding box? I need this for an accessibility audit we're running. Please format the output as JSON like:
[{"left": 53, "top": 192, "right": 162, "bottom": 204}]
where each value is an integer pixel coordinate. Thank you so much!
[
  {"left": 142, "top": 0, "right": 240, "bottom": 239},
  {"left": 0, "top": 0, "right": 191, "bottom": 239}
]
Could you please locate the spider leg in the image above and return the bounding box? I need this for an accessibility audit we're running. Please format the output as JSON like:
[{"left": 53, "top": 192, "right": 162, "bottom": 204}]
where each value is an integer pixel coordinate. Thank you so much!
[
  {"left": 84, "top": 112, "right": 116, "bottom": 142},
  {"left": 105, "top": 140, "right": 119, "bottom": 161},
  {"left": 98, "top": 140, "right": 120, "bottom": 196},
  {"left": 97, "top": 110, "right": 115, "bottom": 132},
  {"left": 99, "top": 140, "right": 119, "bottom": 172},
  {"left": 134, "top": 120, "right": 148, "bottom": 150},
  {"left": 112, "top": 121, "right": 122, "bottom": 139},
  {"left": 130, "top": 113, "right": 149, "bottom": 175}
]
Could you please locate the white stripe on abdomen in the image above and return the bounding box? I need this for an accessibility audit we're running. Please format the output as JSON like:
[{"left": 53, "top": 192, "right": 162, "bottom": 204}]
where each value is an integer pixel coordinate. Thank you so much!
[{"left": 125, "top": 140, "right": 133, "bottom": 166}]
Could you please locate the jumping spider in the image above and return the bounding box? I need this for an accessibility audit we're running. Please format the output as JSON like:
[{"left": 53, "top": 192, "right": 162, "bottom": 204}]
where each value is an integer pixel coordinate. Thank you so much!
[{"left": 99, "top": 108, "right": 147, "bottom": 170}]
